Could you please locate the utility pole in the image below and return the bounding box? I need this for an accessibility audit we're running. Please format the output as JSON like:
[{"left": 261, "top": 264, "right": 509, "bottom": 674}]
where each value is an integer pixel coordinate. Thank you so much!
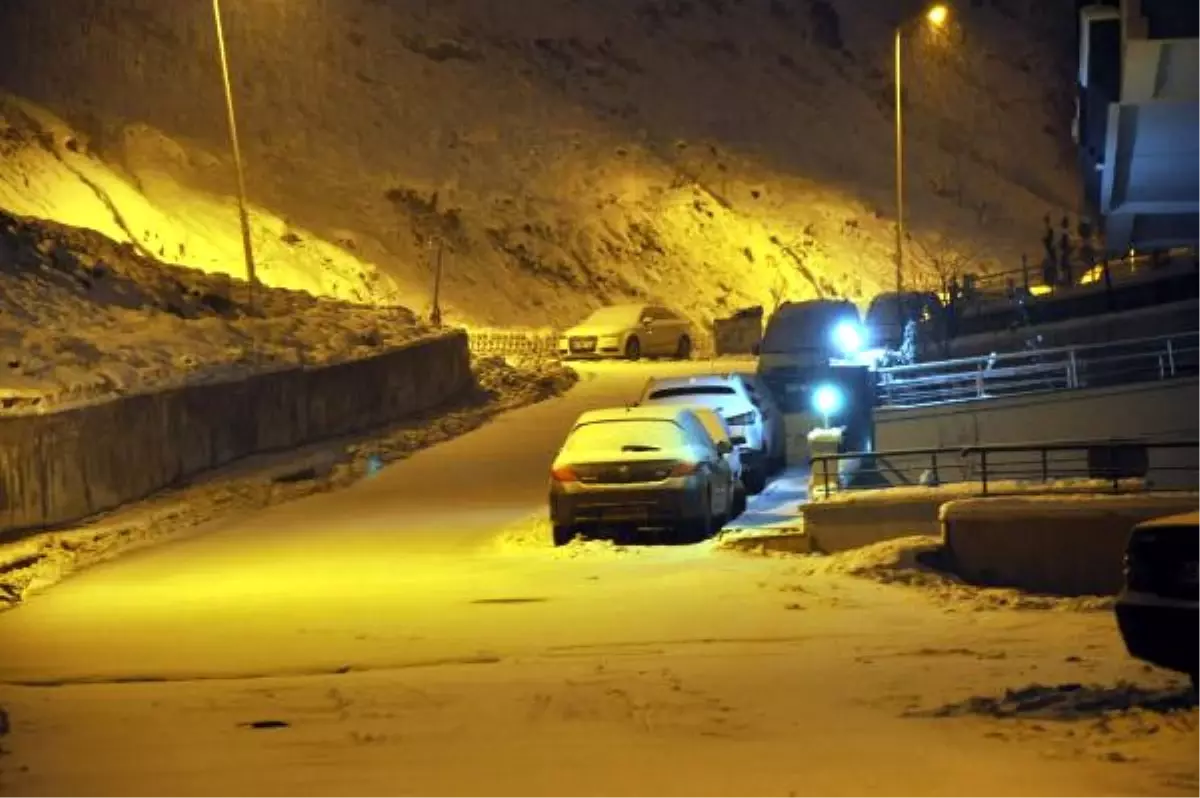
[{"left": 212, "top": 0, "right": 258, "bottom": 319}]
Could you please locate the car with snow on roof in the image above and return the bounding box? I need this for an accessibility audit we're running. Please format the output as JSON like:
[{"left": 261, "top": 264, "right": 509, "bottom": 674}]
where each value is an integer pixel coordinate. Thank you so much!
[{"left": 548, "top": 405, "right": 736, "bottom": 546}]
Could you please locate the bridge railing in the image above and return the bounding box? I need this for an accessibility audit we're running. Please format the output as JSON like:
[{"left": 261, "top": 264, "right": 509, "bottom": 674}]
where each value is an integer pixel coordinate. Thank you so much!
[
  {"left": 810, "top": 438, "right": 1199, "bottom": 500},
  {"left": 876, "top": 331, "right": 1199, "bottom": 408}
]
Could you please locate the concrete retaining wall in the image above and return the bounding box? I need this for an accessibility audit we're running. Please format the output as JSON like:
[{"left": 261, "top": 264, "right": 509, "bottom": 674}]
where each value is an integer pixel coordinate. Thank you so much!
[
  {"left": 0, "top": 331, "right": 472, "bottom": 539},
  {"left": 803, "top": 495, "right": 943, "bottom": 554},
  {"left": 942, "top": 493, "right": 1199, "bottom": 596},
  {"left": 875, "top": 378, "right": 1199, "bottom": 489}
]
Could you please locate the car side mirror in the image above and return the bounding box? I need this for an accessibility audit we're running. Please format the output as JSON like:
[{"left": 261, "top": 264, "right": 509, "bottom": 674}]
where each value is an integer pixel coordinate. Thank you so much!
[
  {"left": 717, "top": 440, "right": 733, "bottom": 455},
  {"left": 730, "top": 435, "right": 747, "bottom": 447},
  {"left": 641, "top": 316, "right": 655, "bottom": 326}
]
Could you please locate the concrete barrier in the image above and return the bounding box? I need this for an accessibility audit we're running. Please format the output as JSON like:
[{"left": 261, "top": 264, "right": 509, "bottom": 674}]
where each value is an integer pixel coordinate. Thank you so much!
[
  {"left": 803, "top": 494, "right": 943, "bottom": 553},
  {"left": 942, "top": 493, "right": 1199, "bottom": 596},
  {"left": 0, "top": 331, "right": 472, "bottom": 540}
]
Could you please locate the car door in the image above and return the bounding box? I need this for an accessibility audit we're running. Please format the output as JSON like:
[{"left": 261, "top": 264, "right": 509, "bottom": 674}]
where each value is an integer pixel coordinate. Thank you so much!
[
  {"left": 634, "top": 305, "right": 659, "bottom": 352},
  {"left": 648, "top": 307, "right": 676, "bottom": 354},
  {"left": 655, "top": 307, "right": 684, "bottom": 354}
]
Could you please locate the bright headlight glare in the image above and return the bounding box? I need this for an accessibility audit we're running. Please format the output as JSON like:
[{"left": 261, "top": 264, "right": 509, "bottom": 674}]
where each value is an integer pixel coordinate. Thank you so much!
[
  {"left": 812, "top": 383, "right": 845, "bottom": 417},
  {"left": 832, "top": 321, "right": 864, "bottom": 354}
]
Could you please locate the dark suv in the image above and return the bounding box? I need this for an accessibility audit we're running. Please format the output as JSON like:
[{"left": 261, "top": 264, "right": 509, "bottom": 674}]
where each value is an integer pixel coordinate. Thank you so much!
[{"left": 1115, "top": 511, "right": 1198, "bottom": 688}]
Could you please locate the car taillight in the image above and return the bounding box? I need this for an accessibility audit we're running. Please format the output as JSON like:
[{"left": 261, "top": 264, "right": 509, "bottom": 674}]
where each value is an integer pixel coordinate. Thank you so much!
[
  {"left": 669, "top": 461, "right": 699, "bottom": 477},
  {"left": 551, "top": 465, "right": 578, "bottom": 482},
  {"left": 726, "top": 411, "right": 756, "bottom": 426}
]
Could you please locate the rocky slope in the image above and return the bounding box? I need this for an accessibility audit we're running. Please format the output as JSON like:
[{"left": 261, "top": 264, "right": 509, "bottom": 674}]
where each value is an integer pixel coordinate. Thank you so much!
[
  {"left": 0, "top": 0, "right": 1081, "bottom": 328},
  {"left": 0, "top": 208, "right": 429, "bottom": 410}
]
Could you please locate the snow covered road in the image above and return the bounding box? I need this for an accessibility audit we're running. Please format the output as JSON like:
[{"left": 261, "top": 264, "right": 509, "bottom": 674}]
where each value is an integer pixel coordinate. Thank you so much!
[{"left": 0, "top": 359, "right": 1195, "bottom": 795}]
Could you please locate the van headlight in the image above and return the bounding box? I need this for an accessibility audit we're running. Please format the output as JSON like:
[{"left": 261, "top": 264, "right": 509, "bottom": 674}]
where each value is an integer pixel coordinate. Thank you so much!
[{"left": 832, "top": 321, "right": 865, "bottom": 355}]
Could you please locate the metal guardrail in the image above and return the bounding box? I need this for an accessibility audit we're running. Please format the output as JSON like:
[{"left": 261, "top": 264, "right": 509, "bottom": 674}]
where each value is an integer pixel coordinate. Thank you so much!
[
  {"left": 876, "top": 331, "right": 1199, "bottom": 407},
  {"left": 810, "top": 438, "right": 1199, "bottom": 499}
]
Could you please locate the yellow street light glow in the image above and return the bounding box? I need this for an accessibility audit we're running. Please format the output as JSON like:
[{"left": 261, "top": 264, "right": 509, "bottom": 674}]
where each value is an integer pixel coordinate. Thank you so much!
[{"left": 926, "top": 4, "right": 949, "bottom": 27}]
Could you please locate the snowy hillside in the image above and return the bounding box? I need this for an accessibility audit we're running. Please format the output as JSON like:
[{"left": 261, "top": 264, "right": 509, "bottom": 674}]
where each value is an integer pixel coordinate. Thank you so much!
[
  {"left": 0, "top": 0, "right": 1081, "bottom": 328},
  {"left": 0, "top": 207, "right": 430, "bottom": 411}
]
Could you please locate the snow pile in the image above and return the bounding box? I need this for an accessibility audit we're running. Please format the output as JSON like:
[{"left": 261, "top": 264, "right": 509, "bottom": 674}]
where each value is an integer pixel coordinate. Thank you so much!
[
  {"left": 0, "top": 207, "right": 433, "bottom": 410},
  {"left": 916, "top": 682, "right": 1198, "bottom": 721},
  {"left": 473, "top": 355, "right": 579, "bottom": 408},
  {"left": 908, "top": 680, "right": 1198, "bottom": 767},
  {"left": 782, "top": 535, "right": 1115, "bottom": 611},
  {"left": 0, "top": 356, "right": 577, "bottom": 607},
  {"left": 0, "top": 0, "right": 1079, "bottom": 329},
  {"left": 491, "top": 512, "right": 657, "bottom": 558}
]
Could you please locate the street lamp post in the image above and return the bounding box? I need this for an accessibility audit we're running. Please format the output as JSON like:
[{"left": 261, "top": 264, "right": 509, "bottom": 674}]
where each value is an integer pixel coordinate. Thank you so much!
[
  {"left": 211, "top": 0, "right": 258, "bottom": 316},
  {"left": 893, "top": 3, "right": 948, "bottom": 330}
]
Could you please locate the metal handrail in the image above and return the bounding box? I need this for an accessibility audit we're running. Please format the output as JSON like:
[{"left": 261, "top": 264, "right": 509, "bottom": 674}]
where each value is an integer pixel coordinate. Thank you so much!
[
  {"left": 879, "top": 332, "right": 1196, "bottom": 377},
  {"left": 809, "top": 438, "right": 1199, "bottom": 499},
  {"left": 877, "top": 332, "right": 1199, "bottom": 407}
]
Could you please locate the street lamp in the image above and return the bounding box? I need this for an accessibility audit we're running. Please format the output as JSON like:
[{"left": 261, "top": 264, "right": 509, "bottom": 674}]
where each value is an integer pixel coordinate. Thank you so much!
[
  {"left": 211, "top": 0, "right": 258, "bottom": 316},
  {"left": 893, "top": 3, "right": 948, "bottom": 328}
]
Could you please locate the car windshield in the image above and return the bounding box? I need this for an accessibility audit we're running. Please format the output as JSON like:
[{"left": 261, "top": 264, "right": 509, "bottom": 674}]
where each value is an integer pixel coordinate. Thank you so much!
[
  {"left": 647, "top": 386, "right": 735, "bottom": 400},
  {"left": 761, "top": 303, "right": 854, "bottom": 353},
  {"left": 581, "top": 306, "right": 641, "bottom": 327},
  {"left": 564, "top": 419, "right": 684, "bottom": 456}
]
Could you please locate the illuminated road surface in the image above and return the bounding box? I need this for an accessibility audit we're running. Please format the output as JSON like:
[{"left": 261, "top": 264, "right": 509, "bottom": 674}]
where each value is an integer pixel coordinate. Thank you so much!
[{"left": 0, "top": 360, "right": 1194, "bottom": 796}]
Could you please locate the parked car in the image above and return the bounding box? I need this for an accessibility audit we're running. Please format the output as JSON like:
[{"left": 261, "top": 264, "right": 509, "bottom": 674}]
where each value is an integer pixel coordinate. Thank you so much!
[
  {"left": 557, "top": 304, "right": 694, "bottom": 361},
  {"left": 636, "top": 374, "right": 771, "bottom": 494},
  {"left": 1115, "top": 511, "right": 1198, "bottom": 688},
  {"left": 548, "top": 405, "right": 736, "bottom": 545},
  {"left": 689, "top": 406, "right": 747, "bottom": 519}
]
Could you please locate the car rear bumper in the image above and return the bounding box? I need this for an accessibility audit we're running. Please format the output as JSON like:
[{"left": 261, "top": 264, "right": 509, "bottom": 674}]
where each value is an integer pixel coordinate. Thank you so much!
[
  {"left": 1115, "top": 592, "right": 1199, "bottom": 676},
  {"left": 550, "top": 479, "right": 706, "bottom": 526}
]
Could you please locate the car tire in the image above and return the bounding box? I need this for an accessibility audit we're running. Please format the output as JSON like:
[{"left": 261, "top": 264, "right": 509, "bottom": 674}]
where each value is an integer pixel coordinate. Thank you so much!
[
  {"left": 675, "top": 335, "right": 692, "bottom": 360},
  {"left": 625, "top": 336, "right": 641, "bottom": 361},
  {"left": 731, "top": 484, "right": 747, "bottom": 519},
  {"left": 552, "top": 523, "right": 576, "bottom": 547},
  {"left": 744, "top": 468, "right": 767, "bottom": 495},
  {"left": 676, "top": 491, "right": 713, "bottom": 544}
]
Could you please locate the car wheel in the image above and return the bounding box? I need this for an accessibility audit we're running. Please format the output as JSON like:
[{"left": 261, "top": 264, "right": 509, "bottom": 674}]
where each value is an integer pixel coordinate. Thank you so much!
[
  {"left": 675, "top": 335, "right": 692, "bottom": 360},
  {"left": 731, "top": 483, "right": 747, "bottom": 519},
  {"left": 552, "top": 523, "right": 576, "bottom": 547},
  {"left": 678, "top": 490, "right": 713, "bottom": 543},
  {"left": 744, "top": 467, "right": 767, "bottom": 495},
  {"left": 625, "top": 336, "right": 641, "bottom": 361}
]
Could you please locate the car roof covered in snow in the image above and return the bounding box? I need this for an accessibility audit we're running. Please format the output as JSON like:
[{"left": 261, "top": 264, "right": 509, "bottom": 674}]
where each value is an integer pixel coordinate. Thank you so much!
[
  {"left": 572, "top": 404, "right": 697, "bottom": 427},
  {"left": 643, "top": 373, "right": 746, "bottom": 390},
  {"left": 1134, "top": 511, "right": 1199, "bottom": 531}
]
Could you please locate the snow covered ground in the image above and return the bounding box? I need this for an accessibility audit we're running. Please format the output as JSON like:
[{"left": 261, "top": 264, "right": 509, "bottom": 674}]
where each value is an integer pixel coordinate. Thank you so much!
[
  {"left": 0, "top": 356, "right": 577, "bottom": 606},
  {"left": 0, "top": 360, "right": 1194, "bottom": 796},
  {"left": 0, "top": 538, "right": 1194, "bottom": 795}
]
